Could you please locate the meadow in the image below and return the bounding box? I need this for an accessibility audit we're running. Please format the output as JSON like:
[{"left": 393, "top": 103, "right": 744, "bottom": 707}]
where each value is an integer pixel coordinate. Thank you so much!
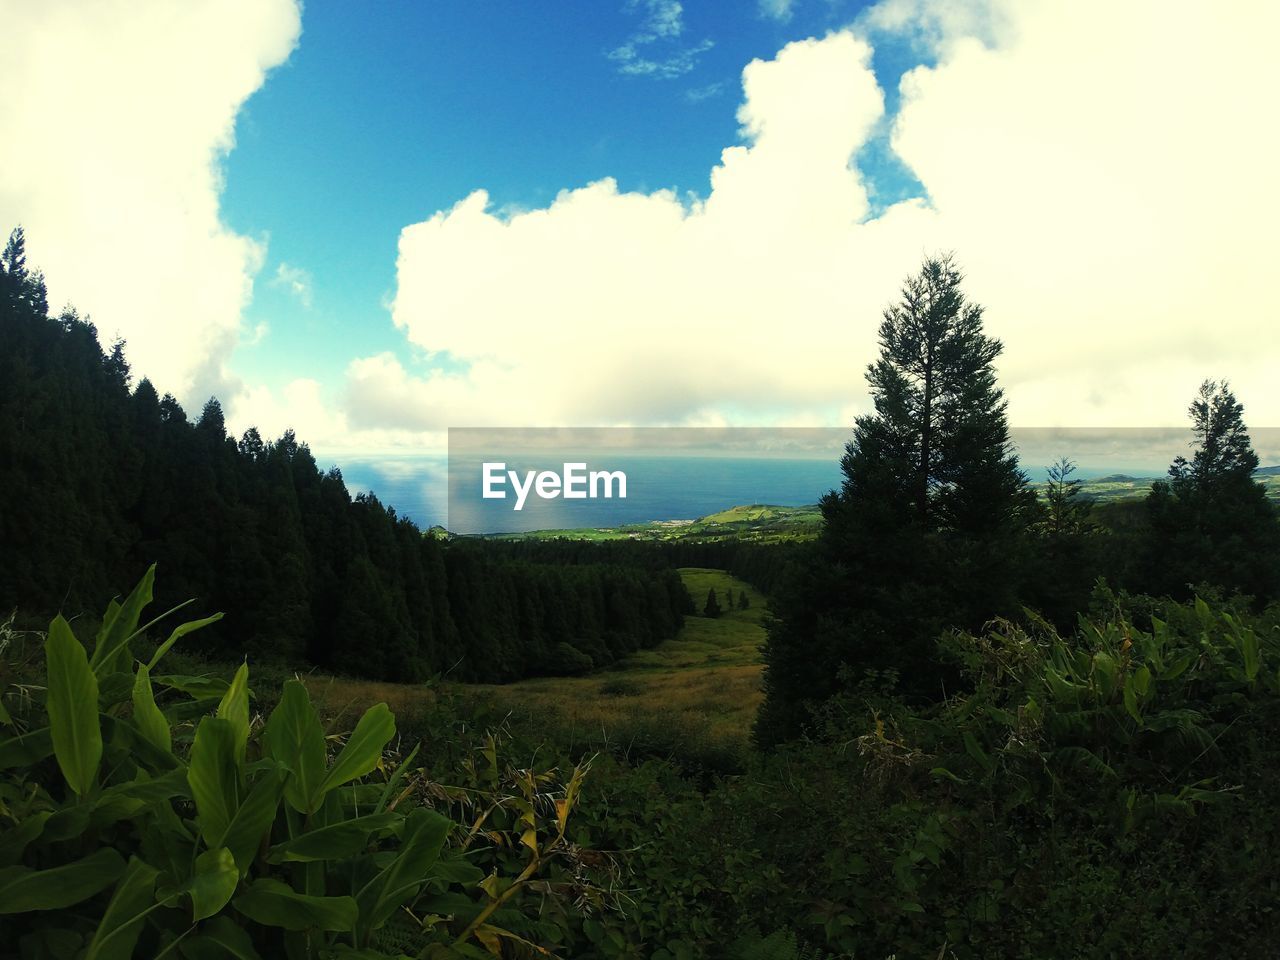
[{"left": 307, "top": 569, "right": 768, "bottom": 771}]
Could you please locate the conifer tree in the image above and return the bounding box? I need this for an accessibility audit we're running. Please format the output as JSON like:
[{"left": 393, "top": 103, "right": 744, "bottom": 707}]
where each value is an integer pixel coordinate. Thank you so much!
[
  {"left": 703, "top": 588, "right": 722, "bottom": 618},
  {"left": 1143, "top": 380, "right": 1279, "bottom": 602},
  {"left": 759, "top": 255, "right": 1038, "bottom": 745}
]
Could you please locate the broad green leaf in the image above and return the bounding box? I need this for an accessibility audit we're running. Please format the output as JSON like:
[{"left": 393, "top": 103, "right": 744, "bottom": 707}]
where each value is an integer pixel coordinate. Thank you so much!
[
  {"left": 1123, "top": 678, "right": 1142, "bottom": 725},
  {"left": 132, "top": 663, "right": 171, "bottom": 754},
  {"left": 154, "top": 675, "right": 231, "bottom": 699},
  {"left": 0, "top": 725, "right": 53, "bottom": 769},
  {"left": 97, "top": 670, "right": 135, "bottom": 710},
  {"left": 265, "top": 812, "right": 400, "bottom": 863},
  {"left": 264, "top": 680, "right": 327, "bottom": 814},
  {"left": 1240, "top": 627, "right": 1261, "bottom": 681},
  {"left": 190, "top": 847, "right": 238, "bottom": 921},
  {"left": 217, "top": 662, "right": 251, "bottom": 760},
  {"left": 355, "top": 807, "right": 452, "bottom": 937},
  {"left": 188, "top": 718, "right": 241, "bottom": 849},
  {"left": 313, "top": 703, "right": 395, "bottom": 812},
  {"left": 233, "top": 878, "right": 358, "bottom": 931},
  {"left": 84, "top": 856, "right": 160, "bottom": 960},
  {"left": 178, "top": 916, "right": 264, "bottom": 960},
  {"left": 1132, "top": 664, "right": 1152, "bottom": 697},
  {"left": 93, "top": 600, "right": 123, "bottom": 666},
  {"left": 96, "top": 768, "right": 189, "bottom": 811},
  {"left": 90, "top": 565, "right": 155, "bottom": 677},
  {"left": 222, "top": 766, "right": 286, "bottom": 874},
  {"left": 164, "top": 696, "right": 226, "bottom": 725},
  {"left": 0, "top": 848, "right": 125, "bottom": 913},
  {"left": 101, "top": 714, "right": 183, "bottom": 773},
  {"left": 0, "top": 810, "right": 51, "bottom": 866},
  {"left": 46, "top": 614, "right": 102, "bottom": 796},
  {"left": 146, "top": 612, "right": 224, "bottom": 672},
  {"left": 1042, "top": 664, "right": 1083, "bottom": 702},
  {"left": 1163, "top": 653, "right": 1195, "bottom": 681}
]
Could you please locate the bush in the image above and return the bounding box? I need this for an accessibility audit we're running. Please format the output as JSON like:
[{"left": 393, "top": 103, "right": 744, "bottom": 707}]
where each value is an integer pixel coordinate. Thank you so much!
[{"left": 543, "top": 641, "right": 594, "bottom": 676}]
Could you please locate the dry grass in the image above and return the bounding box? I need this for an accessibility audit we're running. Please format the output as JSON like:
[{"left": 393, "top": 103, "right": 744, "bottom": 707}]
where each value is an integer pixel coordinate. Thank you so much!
[
  {"left": 298, "top": 568, "right": 766, "bottom": 761},
  {"left": 302, "top": 674, "right": 436, "bottom": 724},
  {"left": 459, "top": 569, "right": 766, "bottom": 759}
]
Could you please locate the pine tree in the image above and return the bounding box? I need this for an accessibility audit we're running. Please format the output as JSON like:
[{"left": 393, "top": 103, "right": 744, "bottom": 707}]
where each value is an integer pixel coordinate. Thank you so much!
[
  {"left": 1142, "top": 381, "right": 1279, "bottom": 602},
  {"left": 738, "top": 591, "right": 749, "bottom": 610},
  {"left": 703, "top": 588, "right": 722, "bottom": 618},
  {"left": 758, "top": 255, "right": 1038, "bottom": 746},
  {"left": 1170, "top": 380, "right": 1259, "bottom": 490}
]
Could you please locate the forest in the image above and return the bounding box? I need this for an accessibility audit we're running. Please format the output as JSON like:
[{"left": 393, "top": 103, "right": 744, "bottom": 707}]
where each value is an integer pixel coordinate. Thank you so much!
[
  {"left": 2, "top": 234, "right": 1279, "bottom": 958},
  {"left": 0, "top": 229, "right": 690, "bottom": 684}
]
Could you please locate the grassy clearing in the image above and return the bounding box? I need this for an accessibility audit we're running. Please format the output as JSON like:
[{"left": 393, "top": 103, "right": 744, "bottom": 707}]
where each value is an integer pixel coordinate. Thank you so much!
[
  {"left": 456, "top": 568, "right": 766, "bottom": 767},
  {"left": 296, "top": 568, "right": 767, "bottom": 768}
]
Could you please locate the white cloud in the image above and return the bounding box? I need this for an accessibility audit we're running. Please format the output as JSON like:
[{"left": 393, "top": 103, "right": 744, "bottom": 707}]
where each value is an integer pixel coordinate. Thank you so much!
[
  {"left": 0, "top": 0, "right": 301, "bottom": 405},
  {"left": 685, "top": 81, "right": 728, "bottom": 103},
  {"left": 364, "top": 2, "right": 1280, "bottom": 442},
  {"left": 759, "top": 0, "right": 796, "bottom": 22},
  {"left": 608, "top": 0, "right": 714, "bottom": 78},
  {"left": 271, "top": 261, "right": 313, "bottom": 307},
  {"left": 228, "top": 375, "right": 449, "bottom": 457}
]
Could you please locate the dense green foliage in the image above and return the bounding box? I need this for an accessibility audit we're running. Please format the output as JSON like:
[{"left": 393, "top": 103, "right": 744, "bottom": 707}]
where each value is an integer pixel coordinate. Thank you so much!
[
  {"left": 0, "top": 230, "right": 688, "bottom": 683},
  {"left": 436, "top": 590, "right": 1279, "bottom": 958},
  {"left": 758, "top": 259, "right": 1280, "bottom": 746},
  {"left": 0, "top": 572, "right": 599, "bottom": 958}
]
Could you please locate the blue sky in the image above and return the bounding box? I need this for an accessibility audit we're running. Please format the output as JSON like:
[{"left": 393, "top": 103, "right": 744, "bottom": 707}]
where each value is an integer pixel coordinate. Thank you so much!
[
  {"left": 5, "top": 1, "right": 1278, "bottom": 456},
  {"left": 223, "top": 0, "right": 923, "bottom": 395}
]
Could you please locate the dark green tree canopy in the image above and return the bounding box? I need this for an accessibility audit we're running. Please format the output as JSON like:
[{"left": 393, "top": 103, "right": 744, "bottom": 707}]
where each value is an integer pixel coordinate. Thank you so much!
[
  {"left": 759, "top": 255, "right": 1039, "bottom": 745},
  {"left": 1142, "top": 380, "right": 1279, "bottom": 602},
  {"left": 836, "top": 254, "right": 1028, "bottom": 536},
  {"left": 1170, "top": 379, "right": 1259, "bottom": 490}
]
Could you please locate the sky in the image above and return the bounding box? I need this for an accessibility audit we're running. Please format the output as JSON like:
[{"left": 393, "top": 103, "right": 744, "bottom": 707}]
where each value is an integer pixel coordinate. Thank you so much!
[{"left": 3, "top": 0, "right": 1278, "bottom": 459}]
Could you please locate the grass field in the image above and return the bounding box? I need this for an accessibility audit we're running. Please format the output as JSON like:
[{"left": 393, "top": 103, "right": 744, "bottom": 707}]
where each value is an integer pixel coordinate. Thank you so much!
[
  {"left": 485, "top": 504, "right": 822, "bottom": 543},
  {"left": 456, "top": 568, "right": 766, "bottom": 766},
  {"left": 301, "top": 568, "right": 767, "bottom": 768}
]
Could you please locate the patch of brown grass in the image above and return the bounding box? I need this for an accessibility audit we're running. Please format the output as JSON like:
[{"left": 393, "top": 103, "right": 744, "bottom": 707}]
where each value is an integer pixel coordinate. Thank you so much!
[{"left": 302, "top": 675, "right": 436, "bottom": 724}]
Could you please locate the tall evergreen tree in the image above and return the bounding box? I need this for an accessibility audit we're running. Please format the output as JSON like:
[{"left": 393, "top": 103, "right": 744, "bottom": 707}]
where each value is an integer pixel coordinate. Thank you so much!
[
  {"left": 758, "top": 256, "right": 1038, "bottom": 745},
  {"left": 1142, "top": 380, "right": 1279, "bottom": 602}
]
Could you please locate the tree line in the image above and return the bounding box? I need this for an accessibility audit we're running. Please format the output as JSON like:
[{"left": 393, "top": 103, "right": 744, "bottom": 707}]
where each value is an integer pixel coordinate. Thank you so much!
[{"left": 0, "top": 228, "right": 689, "bottom": 682}]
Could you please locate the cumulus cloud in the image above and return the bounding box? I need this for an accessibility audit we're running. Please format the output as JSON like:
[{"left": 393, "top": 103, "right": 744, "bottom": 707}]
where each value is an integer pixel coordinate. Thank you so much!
[
  {"left": 0, "top": 0, "right": 301, "bottom": 405},
  {"left": 228, "top": 375, "right": 449, "bottom": 457},
  {"left": 271, "top": 261, "right": 313, "bottom": 307},
  {"left": 607, "top": 0, "right": 714, "bottom": 78},
  {"left": 359, "top": 1, "right": 1280, "bottom": 441}
]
